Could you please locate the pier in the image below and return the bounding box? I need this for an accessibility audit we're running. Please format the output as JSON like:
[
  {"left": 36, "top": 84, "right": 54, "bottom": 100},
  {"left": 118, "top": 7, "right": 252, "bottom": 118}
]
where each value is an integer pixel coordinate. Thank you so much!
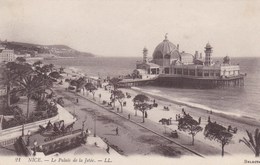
[
  {"left": 118, "top": 78, "right": 155, "bottom": 88},
  {"left": 119, "top": 74, "right": 244, "bottom": 89}
]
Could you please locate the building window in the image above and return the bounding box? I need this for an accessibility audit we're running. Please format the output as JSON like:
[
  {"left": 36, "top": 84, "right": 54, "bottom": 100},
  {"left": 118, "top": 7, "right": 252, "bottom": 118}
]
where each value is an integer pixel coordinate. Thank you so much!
[
  {"left": 165, "top": 68, "right": 170, "bottom": 74},
  {"left": 174, "top": 68, "right": 177, "bottom": 74},
  {"left": 183, "top": 69, "right": 188, "bottom": 75},
  {"left": 189, "top": 70, "right": 195, "bottom": 76},
  {"left": 210, "top": 72, "right": 214, "bottom": 76},
  {"left": 151, "top": 68, "right": 157, "bottom": 74},
  {"left": 177, "top": 69, "right": 182, "bottom": 75},
  {"left": 197, "top": 70, "right": 202, "bottom": 77},
  {"left": 204, "top": 72, "right": 209, "bottom": 77}
]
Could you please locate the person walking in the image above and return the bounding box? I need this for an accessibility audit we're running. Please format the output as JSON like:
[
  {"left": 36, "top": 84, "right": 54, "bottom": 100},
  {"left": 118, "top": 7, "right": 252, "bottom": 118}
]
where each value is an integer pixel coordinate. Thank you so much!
[
  {"left": 128, "top": 114, "right": 131, "bottom": 120},
  {"left": 106, "top": 145, "right": 110, "bottom": 154},
  {"left": 115, "top": 127, "right": 119, "bottom": 135},
  {"left": 76, "top": 98, "right": 79, "bottom": 103}
]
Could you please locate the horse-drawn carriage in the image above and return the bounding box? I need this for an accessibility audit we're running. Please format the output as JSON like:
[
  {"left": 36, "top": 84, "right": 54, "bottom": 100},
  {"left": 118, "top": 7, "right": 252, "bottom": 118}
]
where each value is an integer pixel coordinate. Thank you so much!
[
  {"left": 39, "top": 120, "right": 75, "bottom": 135},
  {"left": 159, "top": 118, "right": 172, "bottom": 125}
]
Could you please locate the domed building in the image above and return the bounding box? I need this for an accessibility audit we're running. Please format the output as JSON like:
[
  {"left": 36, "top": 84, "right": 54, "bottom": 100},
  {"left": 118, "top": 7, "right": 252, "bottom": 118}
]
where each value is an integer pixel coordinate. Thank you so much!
[
  {"left": 133, "top": 34, "right": 244, "bottom": 88},
  {"left": 152, "top": 34, "right": 180, "bottom": 74}
]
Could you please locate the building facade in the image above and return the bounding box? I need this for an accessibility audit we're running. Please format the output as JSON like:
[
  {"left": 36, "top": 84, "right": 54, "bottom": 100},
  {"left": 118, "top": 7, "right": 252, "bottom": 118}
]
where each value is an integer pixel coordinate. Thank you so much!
[
  {"left": 134, "top": 34, "right": 244, "bottom": 88},
  {"left": 0, "top": 47, "right": 15, "bottom": 63}
]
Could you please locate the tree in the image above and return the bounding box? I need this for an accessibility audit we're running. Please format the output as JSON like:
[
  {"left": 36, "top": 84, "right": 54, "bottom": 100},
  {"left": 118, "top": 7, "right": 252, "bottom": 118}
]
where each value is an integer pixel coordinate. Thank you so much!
[
  {"left": 76, "top": 77, "right": 87, "bottom": 93},
  {"left": 3, "top": 62, "right": 33, "bottom": 108},
  {"left": 70, "top": 79, "right": 78, "bottom": 87},
  {"left": 204, "top": 121, "right": 233, "bottom": 156},
  {"left": 15, "top": 74, "right": 50, "bottom": 118},
  {"left": 85, "top": 83, "right": 97, "bottom": 99},
  {"left": 178, "top": 115, "right": 203, "bottom": 145},
  {"left": 133, "top": 94, "right": 150, "bottom": 123},
  {"left": 48, "top": 63, "right": 55, "bottom": 72},
  {"left": 239, "top": 129, "right": 260, "bottom": 157},
  {"left": 16, "top": 57, "right": 26, "bottom": 63},
  {"left": 109, "top": 77, "right": 121, "bottom": 90},
  {"left": 49, "top": 71, "right": 63, "bottom": 79},
  {"left": 40, "top": 64, "right": 52, "bottom": 75},
  {"left": 33, "top": 60, "right": 42, "bottom": 67},
  {"left": 113, "top": 90, "right": 125, "bottom": 113}
]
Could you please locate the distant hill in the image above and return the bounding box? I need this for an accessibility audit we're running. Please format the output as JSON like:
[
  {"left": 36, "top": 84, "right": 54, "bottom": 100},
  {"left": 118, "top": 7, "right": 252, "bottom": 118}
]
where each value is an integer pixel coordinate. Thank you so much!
[{"left": 0, "top": 41, "right": 95, "bottom": 57}]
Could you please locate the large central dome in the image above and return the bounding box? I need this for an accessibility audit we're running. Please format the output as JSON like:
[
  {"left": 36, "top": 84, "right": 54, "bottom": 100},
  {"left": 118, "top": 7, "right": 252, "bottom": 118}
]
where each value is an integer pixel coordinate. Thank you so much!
[{"left": 153, "top": 34, "right": 177, "bottom": 59}]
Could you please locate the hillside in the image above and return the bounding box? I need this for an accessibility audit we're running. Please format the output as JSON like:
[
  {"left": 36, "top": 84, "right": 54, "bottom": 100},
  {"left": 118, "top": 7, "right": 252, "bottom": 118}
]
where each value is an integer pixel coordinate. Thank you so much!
[{"left": 0, "top": 41, "right": 94, "bottom": 57}]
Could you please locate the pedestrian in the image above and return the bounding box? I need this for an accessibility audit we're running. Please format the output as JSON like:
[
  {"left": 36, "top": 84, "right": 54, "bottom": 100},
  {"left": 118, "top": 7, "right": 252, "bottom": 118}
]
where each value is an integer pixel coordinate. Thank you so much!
[
  {"left": 128, "top": 114, "right": 130, "bottom": 120},
  {"left": 76, "top": 98, "right": 79, "bottom": 103},
  {"left": 208, "top": 116, "right": 211, "bottom": 123},
  {"left": 115, "top": 127, "right": 119, "bottom": 135},
  {"left": 198, "top": 117, "right": 201, "bottom": 124},
  {"left": 106, "top": 145, "right": 110, "bottom": 154},
  {"left": 145, "top": 111, "right": 148, "bottom": 118}
]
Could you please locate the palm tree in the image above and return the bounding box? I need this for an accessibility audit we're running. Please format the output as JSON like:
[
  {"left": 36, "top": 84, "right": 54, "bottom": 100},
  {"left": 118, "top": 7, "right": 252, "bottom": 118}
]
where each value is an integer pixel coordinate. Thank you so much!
[
  {"left": 239, "top": 129, "right": 260, "bottom": 157},
  {"left": 16, "top": 74, "right": 50, "bottom": 118},
  {"left": 3, "top": 62, "right": 33, "bottom": 108}
]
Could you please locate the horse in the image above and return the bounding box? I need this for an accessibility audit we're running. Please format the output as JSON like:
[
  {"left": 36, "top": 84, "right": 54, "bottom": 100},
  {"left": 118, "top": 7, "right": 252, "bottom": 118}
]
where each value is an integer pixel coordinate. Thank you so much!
[{"left": 159, "top": 118, "right": 171, "bottom": 125}]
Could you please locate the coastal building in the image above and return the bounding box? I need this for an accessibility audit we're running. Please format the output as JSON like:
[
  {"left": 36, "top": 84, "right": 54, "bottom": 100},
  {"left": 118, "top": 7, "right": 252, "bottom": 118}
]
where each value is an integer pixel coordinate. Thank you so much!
[
  {"left": 130, "top": 34, "right": 244, "bottom": 88},
  {"left": 0, "top": 46, "right": 15, "bottom": 63}
]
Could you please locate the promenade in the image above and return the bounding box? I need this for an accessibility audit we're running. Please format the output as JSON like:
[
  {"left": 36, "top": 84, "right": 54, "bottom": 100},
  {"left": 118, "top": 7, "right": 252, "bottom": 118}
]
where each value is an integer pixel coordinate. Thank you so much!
[{"left": 54, "top": 79, "right": 222, "bottom": 157}]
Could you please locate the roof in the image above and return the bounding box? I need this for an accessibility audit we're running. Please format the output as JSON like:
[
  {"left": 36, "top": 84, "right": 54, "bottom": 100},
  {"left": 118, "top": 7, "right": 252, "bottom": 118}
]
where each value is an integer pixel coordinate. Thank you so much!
[
  {"left": 180, "top": 52, "right": 194, "bottom": 58},
  {"left": 153, "top": 36, "right": 177, "bottom": 59},
  {"left": 145, "top": 62, "right": 160, "bottom": 68}
]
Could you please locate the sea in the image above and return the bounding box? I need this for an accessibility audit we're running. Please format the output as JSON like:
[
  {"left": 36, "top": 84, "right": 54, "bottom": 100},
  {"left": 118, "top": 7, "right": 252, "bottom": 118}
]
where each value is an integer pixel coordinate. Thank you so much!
[{"left": 47, "top": 56, "right": 260, "bottom": 121}]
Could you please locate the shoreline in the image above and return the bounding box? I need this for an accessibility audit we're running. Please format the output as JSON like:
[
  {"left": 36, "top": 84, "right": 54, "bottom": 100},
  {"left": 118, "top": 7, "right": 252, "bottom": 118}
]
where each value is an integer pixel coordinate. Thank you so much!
[
  {"left": 130, "top": 87, "right": 260, "bottom": 130},
  {"left": 57, "top": 65, "right": 260, "bottom": 155},
  {"left": 54, "top": 63, "right": 260, "bottom": 132}
]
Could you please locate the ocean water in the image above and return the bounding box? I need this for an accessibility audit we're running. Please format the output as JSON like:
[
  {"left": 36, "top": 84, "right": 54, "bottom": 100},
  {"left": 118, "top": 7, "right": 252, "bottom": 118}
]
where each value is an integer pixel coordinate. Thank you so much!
[{"left": 48, "top": 56, "right": 260, "bottom": 120}]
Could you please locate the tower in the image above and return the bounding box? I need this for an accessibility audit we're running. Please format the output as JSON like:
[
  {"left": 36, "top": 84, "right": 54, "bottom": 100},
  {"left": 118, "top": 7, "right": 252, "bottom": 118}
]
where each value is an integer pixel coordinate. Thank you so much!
[
  {"left": 143, "top": 47, "right": 148, "bottom": 63},
  {"left": 204, "top": 43, "right": 213, "bottom": 66}
]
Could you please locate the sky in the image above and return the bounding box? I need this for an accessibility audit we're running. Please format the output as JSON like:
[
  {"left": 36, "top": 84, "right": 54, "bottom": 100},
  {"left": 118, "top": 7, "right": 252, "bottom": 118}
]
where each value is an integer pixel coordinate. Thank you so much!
[{"left": 0, "top": 0, "right": 260, "bottom": 57}]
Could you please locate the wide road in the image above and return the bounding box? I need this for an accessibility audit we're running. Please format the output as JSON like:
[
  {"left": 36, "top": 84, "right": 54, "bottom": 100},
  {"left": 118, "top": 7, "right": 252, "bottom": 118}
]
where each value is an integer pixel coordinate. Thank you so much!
[{"left": 55, "top": 86, "right": 220, "bottom": 157}]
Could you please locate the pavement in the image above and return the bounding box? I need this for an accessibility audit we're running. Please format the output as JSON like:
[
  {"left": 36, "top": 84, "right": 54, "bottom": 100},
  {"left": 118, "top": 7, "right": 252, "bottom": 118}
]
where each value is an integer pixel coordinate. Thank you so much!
[{"left": 54, "top": 82, "right": 220, "bottom": 157}]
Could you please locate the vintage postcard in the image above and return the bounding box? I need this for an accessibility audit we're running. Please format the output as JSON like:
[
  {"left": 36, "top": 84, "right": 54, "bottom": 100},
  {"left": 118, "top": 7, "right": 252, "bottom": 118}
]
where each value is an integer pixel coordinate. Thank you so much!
[{"left": 0, "top": 0, "right": 259, "bottom": 165}]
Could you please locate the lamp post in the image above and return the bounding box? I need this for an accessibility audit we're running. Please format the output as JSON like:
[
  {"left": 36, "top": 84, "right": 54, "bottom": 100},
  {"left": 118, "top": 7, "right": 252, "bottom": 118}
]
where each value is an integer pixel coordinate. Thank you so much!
[
  {"left": 33, "top": 140, "right": 38, "bottom": 156},
  {"left": 82, "top": 116, "right": 87, "bottom": 135},
  {"left": 22, "top": 123, "right": 24, "bottom": 137},
  {"left": 94, "top": 114, "right": 96, "bottom": 137},
  {"left": 27, "top": 130, "right": 31, "bottom": 146}
]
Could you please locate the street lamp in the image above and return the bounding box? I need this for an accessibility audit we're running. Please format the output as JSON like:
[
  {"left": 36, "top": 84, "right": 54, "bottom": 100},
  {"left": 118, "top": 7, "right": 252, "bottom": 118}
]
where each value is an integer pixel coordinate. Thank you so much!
[
  {"left": 82, "top": 116, "right": 87, "bottom": 135},
  {"left": 27, "top": 130, "right": 31, "bottom": 146},
  {"left": 33, "top": 140, "right": 38, "bottom": 156},
  {"left": 21, "top": 123, "right": 24, "bottom": 137},
  {"left": 94, "top": 114, "right": 96, "bottom": 137}
]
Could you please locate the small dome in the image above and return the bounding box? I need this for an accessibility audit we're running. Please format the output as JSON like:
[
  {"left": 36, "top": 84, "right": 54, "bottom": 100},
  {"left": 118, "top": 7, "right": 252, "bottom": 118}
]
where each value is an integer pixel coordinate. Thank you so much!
[
  {"left": 153, "top": 34, "right": 177, "bottom": 59},
  {"left": 205, "top": 42, "right": 212, "bottom": 49}
]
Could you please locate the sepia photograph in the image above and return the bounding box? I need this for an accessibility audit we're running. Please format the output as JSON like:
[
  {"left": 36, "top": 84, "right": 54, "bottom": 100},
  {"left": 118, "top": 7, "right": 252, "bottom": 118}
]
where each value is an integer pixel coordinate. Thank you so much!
[{"left": 0, "top": 0, "right": 260, "bottom": 164}]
